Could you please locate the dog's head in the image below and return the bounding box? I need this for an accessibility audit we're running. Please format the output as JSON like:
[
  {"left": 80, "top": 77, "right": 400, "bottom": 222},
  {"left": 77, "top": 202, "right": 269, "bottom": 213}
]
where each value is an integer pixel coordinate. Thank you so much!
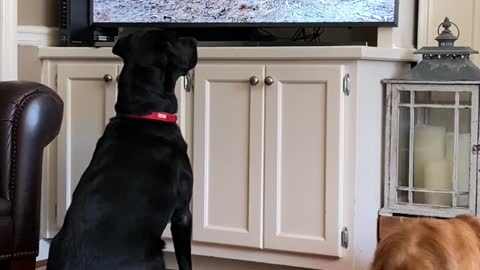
[
  {"left": 112, "top": 30, "right": 197, "bottom": 114},
  {"left": 113, "top": 30, "right": 197, "bottom": 76}
]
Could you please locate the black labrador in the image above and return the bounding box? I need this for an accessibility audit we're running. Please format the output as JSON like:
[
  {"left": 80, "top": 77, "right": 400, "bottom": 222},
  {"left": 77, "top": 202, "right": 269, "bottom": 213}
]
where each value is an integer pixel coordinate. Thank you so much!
[{"left": 47, "top": 30, "right": 197, "bottom": 270}]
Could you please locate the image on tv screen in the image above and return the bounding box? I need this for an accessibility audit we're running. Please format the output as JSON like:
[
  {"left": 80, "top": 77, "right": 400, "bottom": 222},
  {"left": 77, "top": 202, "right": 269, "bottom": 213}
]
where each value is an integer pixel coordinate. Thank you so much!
[{"left": 93, "top": 0, "right": 397, "bottom": 24}]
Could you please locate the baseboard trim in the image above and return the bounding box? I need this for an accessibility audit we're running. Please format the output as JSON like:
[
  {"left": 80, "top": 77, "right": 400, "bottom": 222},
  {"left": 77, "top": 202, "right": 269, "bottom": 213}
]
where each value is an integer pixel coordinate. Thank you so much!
[{"left": 17, "top": 26, "right": 59, "bottom": 47}]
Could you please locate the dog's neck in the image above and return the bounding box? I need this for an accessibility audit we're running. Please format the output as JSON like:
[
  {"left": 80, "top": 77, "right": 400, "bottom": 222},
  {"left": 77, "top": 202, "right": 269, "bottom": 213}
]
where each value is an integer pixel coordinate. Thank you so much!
[{"left": 114, "top": 64, "right": 181, "bottom": 115}]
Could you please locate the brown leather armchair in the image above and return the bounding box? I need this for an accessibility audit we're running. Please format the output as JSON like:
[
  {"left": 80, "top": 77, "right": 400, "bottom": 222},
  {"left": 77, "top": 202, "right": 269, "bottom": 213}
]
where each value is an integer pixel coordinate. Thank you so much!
[{"left": 0, "top": 81, "right": 63, "bottom": 269}]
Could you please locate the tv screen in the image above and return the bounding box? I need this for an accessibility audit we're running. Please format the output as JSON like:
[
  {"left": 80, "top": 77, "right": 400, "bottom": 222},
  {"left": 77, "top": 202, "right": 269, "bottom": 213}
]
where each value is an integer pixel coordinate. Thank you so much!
[{"left": 92, "top": 0, "right": 398, "bottom": 26}]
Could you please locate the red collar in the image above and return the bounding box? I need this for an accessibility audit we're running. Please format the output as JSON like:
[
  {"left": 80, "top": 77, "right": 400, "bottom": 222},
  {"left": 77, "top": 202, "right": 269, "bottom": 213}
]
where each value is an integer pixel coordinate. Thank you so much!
[{"left": 121, "top": 112, "right": 178, "bottom": 124}]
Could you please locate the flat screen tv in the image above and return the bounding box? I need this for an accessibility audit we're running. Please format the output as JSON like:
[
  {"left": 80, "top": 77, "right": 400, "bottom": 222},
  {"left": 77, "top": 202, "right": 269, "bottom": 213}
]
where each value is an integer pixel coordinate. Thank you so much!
[{"left": 91, "top": 0, "right": 399, "bottom": 27}]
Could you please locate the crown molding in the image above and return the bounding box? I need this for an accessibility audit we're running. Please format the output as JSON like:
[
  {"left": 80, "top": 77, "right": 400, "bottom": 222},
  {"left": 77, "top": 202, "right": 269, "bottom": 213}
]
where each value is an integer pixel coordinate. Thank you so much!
[
  {"left": 0, "top": 0, "right": 18, "bottom": 80},
  {"left": 17, "top": 26, "right": 59, "bottom": 47}
]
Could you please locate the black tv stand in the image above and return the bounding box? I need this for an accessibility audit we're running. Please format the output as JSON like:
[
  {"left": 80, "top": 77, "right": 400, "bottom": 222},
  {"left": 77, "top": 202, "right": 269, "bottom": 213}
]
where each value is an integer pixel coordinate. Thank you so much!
[
  {"left": 92, "top": 26, "right": 375, "bottom": 48},
  {"left": 94, "top": 39, "right": 367, "bottom": 48}
]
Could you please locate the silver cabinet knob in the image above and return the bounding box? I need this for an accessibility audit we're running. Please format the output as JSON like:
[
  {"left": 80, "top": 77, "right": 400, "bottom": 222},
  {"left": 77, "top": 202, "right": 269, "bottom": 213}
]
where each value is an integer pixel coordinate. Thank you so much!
[
  {"left": 104, "top": 74, "right": 113, "bottom": 82},
  {"left": 249, "top": 76, "right": 259, "bottom": 86},
  {"left": 264, "top": 76, "right": 274, "bottom": 86}
]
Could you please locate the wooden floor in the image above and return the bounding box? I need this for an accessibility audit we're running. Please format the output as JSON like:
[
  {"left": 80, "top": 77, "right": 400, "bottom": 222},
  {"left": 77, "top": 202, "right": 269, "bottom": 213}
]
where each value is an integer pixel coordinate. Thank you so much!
[{"left": 36, "top": 260, "right": 47, "bottom": 269}]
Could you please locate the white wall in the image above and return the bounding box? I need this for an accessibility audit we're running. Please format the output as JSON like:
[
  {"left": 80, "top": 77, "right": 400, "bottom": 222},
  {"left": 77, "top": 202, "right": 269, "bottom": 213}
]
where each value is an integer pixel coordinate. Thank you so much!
[
  {"left": 18, "top": 0, "right": 56, "bottom": 27},
  {"left": 377, "top": 0, "right": 416, "bottom": 49},
  {"left": 17, "top": 0, "right": 57, "bottom": 82}
]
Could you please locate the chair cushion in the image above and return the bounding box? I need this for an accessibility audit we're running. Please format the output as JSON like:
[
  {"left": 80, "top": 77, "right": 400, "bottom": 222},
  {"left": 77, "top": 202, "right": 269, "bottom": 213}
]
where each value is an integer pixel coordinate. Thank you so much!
[
  {"left": 0, "top": 216, "right": 12, "bottom": 257},
  {"left": 0, "top": 122, "right": 12, "bottom": 200},
  {"left": 0, "top": 198, "right": 11, "bottom": 216}
]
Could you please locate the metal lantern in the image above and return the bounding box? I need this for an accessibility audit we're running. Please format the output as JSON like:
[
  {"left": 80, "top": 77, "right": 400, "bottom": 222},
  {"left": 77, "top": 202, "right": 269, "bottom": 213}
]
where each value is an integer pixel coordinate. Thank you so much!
[{"left": 381, "top": 17, "right": 480, "bottom": 218}]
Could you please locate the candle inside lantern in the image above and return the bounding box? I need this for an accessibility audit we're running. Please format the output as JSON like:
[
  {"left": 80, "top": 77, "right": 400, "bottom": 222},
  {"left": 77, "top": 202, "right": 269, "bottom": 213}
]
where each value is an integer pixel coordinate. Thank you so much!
[
  {"left": 424, "top": 159, "right": 452, "bottom": 206},
  {"left": 413, "top": 125, "right": 447, "bottom": 190},
  {"left": 446, "top": 133, "right": 471, "bottom": 207}
]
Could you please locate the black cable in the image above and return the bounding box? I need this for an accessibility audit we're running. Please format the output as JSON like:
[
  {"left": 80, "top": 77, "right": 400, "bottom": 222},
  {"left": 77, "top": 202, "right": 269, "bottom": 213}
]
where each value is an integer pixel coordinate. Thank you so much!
[{"left": 254, "top": 27, "right": 326, "bottom": 43}]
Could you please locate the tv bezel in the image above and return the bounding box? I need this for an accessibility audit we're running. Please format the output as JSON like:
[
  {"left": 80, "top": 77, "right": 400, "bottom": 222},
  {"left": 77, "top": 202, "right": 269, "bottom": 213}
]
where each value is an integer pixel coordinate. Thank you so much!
[{"left": 90, "top": 0, "right": 399, "bottom": 28}]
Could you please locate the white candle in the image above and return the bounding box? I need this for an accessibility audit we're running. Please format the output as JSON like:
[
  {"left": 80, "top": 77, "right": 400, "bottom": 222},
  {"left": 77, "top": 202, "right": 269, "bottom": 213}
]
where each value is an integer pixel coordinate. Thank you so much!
[
  {"left": 446, "top": 132, "right": 471, "bottom": 207},
  {"left": 413, "top": 125, "right": 447, "bottom": 190},
  {"left": 424, "top": 159, "right": 452, "bottom": 206}
]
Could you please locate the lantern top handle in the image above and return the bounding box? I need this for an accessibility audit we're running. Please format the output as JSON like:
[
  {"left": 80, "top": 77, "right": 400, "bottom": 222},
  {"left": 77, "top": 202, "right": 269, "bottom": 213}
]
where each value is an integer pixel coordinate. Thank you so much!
[
  {"left": 436, "top": 17, "right": 460, "bottom": 47},
  {"left": 413, "top": 16, "right": 477, "bottom": 57},
  {"left": 384, "top": 16, "right": 480, "bottom": 82}
]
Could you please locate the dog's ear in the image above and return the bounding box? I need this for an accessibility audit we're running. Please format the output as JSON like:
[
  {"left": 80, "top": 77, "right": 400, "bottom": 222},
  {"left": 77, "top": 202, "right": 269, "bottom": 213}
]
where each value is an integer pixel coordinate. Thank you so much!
[
  {"left": 168, "top": 37, "right": 198, "bottom": 75},
  {"left": 112, "top": 34, "right": 133, "bottom": 60}
]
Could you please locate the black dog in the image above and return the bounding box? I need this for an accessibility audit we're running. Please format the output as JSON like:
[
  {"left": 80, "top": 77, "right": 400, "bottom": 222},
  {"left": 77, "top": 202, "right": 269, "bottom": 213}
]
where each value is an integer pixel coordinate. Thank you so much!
[{"left": 47, "top": 30, "right": 197, "bottom": 270}]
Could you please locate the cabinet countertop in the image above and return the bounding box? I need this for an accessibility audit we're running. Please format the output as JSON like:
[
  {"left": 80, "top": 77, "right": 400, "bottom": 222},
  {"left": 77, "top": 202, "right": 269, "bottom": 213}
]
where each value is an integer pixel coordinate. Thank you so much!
[{"left": 39, "top": 46, "right": 418, "bottom": 62}]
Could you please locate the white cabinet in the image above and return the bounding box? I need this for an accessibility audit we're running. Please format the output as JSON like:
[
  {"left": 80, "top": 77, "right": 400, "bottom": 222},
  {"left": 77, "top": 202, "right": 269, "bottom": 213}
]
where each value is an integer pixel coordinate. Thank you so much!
[
  {"left": 192, "top": 63, "right": 345, "bottom": 257},
  {"left": 39, "top": 46, "right": 414, "bottom": 270}
]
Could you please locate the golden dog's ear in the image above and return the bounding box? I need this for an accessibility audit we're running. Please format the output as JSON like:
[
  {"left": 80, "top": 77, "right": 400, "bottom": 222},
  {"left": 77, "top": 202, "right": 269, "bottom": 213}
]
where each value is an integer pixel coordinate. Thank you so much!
[{"left": 112, "top": 34, "right": 133, "bottom": 60}]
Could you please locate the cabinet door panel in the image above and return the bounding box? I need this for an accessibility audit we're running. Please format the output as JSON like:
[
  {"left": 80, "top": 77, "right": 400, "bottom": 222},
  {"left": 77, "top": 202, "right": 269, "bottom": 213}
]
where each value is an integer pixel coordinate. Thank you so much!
[
  {"left": 56, "top": 64, "right": 118, "bottom": 229},
  {"left": 264, "top": 65, "right": 345, "bottom": 257},
  {"left": 193, "top": 64, "right": 264, "bottom": 248}
]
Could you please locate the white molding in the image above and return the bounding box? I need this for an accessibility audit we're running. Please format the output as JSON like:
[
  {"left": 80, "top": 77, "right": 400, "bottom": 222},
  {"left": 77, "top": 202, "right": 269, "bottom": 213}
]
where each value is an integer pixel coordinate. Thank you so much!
[
  {"left": 0, "top": 0, "right": 18, "bottom": 80},
  {"left": 17, "top": 26, "right": 59, "bottom": 47},
  {"left": 417, "top": 0, "right": 432, "bottom": 48},
  {"left": 473, "top": 0, "right": 480, "bottom": 66},
  {"left": 377, "top": 0, "right": 416, "bottom": 49},
  {"left": 37, "top": 239, "right": 50, "bottom": 261},
  {"left": 38, "top": 46, "right": 417, "bottom": 62}
]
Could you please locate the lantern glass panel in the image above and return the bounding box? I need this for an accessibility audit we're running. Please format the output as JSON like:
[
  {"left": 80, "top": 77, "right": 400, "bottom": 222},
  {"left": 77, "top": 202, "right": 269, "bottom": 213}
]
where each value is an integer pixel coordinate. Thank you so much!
[
  {"left": 460, "top": 92, "right": 472, "bottom": 105},
  {"left": 455, "top": 108, "right": 472, "bottom": 208},
  {"left": 398, "top": 107, "right": 410, "bottom": 187},
  {"left": 413, "top": 191, "right": 452, "bottom": 207},
  {"left": 458, "top": 193, "right": 470, "bottom": 208},
  {"left": 399, "top": 91, "right": 410, "bottom": 104},
  {"left": 413, "top": 107, "right": 454, "bottom": 196},
  {"left": 400, "top": 90, "right": 474, "bottom": 208},
  {"left": 397, "top": 190, "right": 408, "bottom": 204},
  {"left": 459, "top": 108, "right": 472, "bottom": 133},
  {"left": 415, "top": 91, "right": 455, "bottom": 105}
]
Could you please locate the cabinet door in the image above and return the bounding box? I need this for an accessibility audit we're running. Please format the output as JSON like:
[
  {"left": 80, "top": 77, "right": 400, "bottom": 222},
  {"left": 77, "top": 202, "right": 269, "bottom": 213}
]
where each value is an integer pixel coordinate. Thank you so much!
[
  {"left": 56, "top": 63, "right": 119, "bottom": 228},
  {"left": 193, "top": 64, "right": 265, "bottom": 248},
  {"left": 264, "top": 65, "right": 345, "bottom": 257}
]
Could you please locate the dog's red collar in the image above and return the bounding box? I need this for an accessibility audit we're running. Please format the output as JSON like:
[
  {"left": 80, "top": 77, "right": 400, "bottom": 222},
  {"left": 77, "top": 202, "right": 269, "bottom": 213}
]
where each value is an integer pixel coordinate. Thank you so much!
[{"left": 120, "top": 112, "right": 177, "bottom": 123}]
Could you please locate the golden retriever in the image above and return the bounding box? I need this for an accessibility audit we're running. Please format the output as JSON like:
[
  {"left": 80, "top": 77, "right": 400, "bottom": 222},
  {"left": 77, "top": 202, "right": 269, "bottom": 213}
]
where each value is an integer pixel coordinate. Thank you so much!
[{"left": 372, "top": 215, "right": 480, "bottom": 270}]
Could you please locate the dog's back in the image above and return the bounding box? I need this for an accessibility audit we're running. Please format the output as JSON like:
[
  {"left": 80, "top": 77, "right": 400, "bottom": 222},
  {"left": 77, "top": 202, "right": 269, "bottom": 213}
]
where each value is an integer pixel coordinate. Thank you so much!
[
  {"left": 372, "top": 215, "right": 480, "bottom": 270},
  {"left": 47, "top": 119, "right": 187, "bottom": 270}
]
